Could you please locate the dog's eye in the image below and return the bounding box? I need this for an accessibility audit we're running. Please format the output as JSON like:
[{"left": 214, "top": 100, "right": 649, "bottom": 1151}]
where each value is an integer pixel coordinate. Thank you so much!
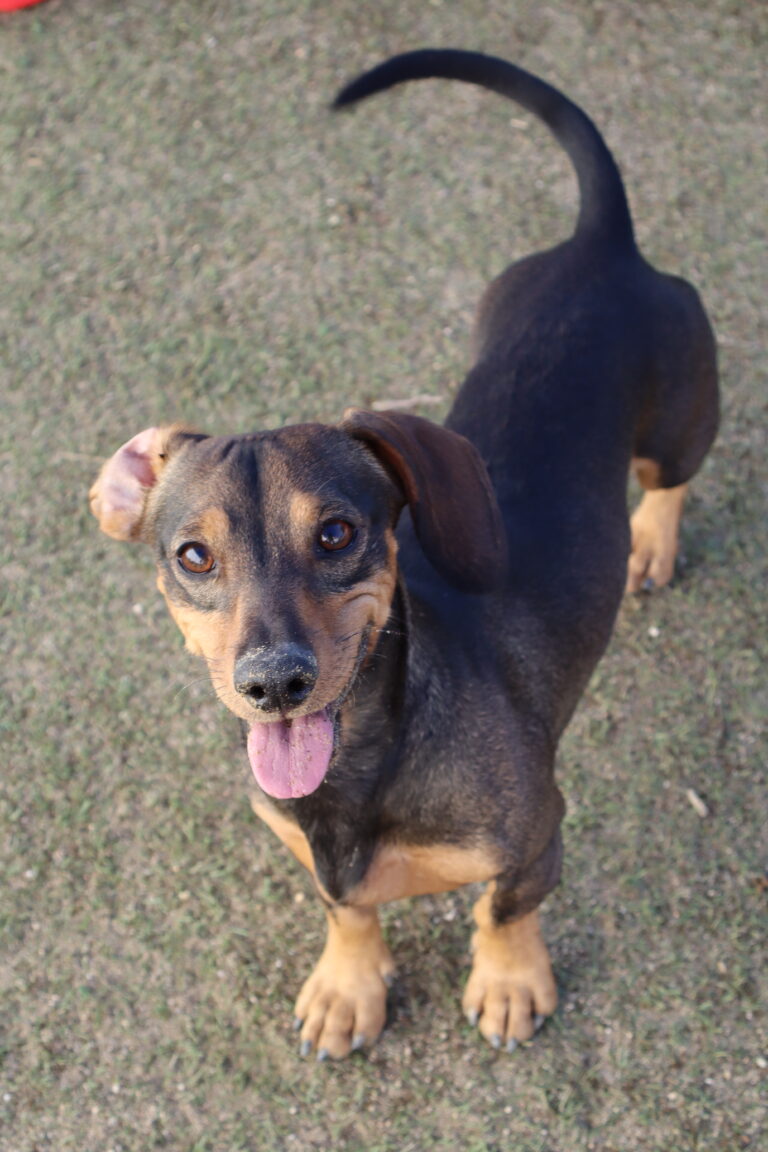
[
  {"left": 318, "top": 519, "right": 356, "bottom": 552},
  {"left": 177, "top": 542, "right": 215, "bottom": 574}
]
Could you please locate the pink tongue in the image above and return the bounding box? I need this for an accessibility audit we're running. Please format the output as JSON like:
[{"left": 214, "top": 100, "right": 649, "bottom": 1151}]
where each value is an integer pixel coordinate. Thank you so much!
[{"left": 246, "top": 711, "right": 334, "bottom": 800}]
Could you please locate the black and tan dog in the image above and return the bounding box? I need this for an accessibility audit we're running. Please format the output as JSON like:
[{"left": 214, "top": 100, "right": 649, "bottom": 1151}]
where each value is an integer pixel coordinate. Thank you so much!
[{"left": 90, "top": 50, "right": 718, "bottom": 1059}]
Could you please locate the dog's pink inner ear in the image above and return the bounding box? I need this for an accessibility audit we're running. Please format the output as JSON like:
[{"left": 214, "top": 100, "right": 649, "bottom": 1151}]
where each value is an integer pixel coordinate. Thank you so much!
[{"left": 90, "top": 426, "right": 167, "bottom": 541}]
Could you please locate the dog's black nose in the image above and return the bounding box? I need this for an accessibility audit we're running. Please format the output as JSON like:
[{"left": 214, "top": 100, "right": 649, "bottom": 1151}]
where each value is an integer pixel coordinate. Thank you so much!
[{"left": 234, "top": 645, "right": 318, "bottom": 713}]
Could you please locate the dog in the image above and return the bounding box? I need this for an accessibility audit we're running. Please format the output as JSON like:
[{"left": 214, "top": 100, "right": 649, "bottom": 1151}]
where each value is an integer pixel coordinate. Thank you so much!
[{"left": 90, "top": 50, "right": 718, "bottom": 1060}]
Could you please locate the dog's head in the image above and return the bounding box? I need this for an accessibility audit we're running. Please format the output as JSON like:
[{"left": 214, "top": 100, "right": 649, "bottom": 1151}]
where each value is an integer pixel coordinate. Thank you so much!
[{"left": 90, "top": 411, "right": 505, "bottom": 800}]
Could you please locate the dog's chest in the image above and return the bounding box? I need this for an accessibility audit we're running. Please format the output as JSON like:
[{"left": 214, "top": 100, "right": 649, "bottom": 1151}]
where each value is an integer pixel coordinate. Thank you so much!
[
  {"left": 343, "top": 840, "right": 499, "bottom": 906},
  {"left": 251, "top": 795, "right": 497, "bottom": 905}
]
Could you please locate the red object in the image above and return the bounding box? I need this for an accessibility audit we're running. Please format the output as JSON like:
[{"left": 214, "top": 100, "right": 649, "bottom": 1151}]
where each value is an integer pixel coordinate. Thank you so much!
[{"left": 0, "top": 0, "right": 51, "bottom": 11}]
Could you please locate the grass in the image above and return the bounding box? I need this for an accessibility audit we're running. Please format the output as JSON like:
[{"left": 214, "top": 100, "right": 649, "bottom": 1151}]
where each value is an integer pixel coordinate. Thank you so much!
[{"left": 1, "top": 1, "right": 765, "bottom": 1149}]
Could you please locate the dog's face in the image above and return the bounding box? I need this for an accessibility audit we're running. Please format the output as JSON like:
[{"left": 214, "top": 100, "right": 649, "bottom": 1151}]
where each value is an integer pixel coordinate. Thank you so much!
[
  {"left": 91, "top": 411, "right": 505, "bottom": 800},
  {"left": 144, "top": 424, "right": 400, "bottom": 724}
]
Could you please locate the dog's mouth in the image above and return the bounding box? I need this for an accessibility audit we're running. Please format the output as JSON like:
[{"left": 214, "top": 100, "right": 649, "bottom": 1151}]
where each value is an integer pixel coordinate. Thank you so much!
[
  {"left": 246, "top": 708, "right": 337, "bottom": 801},
  {"left": 244, "top": 625, "right": 372, "bottom": 801}
]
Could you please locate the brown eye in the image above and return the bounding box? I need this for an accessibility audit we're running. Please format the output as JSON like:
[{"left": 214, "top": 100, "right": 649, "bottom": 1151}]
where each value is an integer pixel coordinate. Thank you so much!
[
  {"left": 318, "top": 519, "right": 356, "bottom": 552},
  {"left": 177, "top": 542, "right": 215, "bottom": 574}
]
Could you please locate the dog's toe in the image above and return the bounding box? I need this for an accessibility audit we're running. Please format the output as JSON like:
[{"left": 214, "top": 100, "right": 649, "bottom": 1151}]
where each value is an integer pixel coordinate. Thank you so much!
[{"left": 463, "top": 971, "right": 554, "bottom": 1051}]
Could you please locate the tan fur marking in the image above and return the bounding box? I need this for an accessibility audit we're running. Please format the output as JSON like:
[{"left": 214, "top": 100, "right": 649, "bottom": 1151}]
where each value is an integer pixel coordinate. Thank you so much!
[
  {"left": 372, "top": 529, "right": 399, "bottom": 633},
  {"left": 626, "top": 479, "right": 688, "bottom": 593},
  {"left": 250, "top": 797, "right": 316, "bottom": 875},
  {"left": 288, "top": 491, "right": 322, "bottom": 532},
  {"left": 346, "top": 841, "right": 499, "bottom": 907},
  {"left": 193, "top": 505, "right": 232, "bottom": 543},
  {"left": 164, "top": 599, "right": 227, "bottom": 659},
  {"left": 463, "top": 893, "right": 557, "bottom": 1045},
  {"left": 632, "top": 456, "right": 663, "bottom": 491},
  {"left": 155, "top": 568, "right": 241, "bottom": 698}
]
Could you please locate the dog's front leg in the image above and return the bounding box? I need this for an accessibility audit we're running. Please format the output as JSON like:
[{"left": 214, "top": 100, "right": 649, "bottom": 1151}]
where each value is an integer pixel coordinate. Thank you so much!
[
  {"left": 295, "top": 903, "right": 395, "bottom": 1060},
  {"left": 463, "top": 885, "right": 557, "bottom": 1051},
  {"left": 251, "top": 796, "right": 394, "bottom": 1058}
]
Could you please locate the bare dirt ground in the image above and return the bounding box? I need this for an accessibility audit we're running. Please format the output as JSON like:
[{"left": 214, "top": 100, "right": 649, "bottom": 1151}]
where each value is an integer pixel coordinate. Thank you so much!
[{"left": 1, "top": 2, "right": 765, "bottom": 1149}]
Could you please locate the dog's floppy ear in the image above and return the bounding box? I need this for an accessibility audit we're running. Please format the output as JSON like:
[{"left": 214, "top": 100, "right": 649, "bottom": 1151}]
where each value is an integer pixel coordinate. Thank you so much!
[
  {"left": 342, "top": 408, "right": 506, "bottom": 593},
  {"left": 90, "top": 424, "right": 202, "bottom": 541}
]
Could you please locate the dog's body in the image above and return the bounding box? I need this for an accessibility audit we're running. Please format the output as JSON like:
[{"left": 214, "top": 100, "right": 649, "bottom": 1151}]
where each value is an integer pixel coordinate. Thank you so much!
[{"left": 91, "top": 51, "right": 718, "bottom": 1059}]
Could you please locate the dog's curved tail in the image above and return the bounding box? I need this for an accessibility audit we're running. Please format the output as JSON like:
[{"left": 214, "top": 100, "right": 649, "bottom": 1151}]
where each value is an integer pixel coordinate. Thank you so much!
[{"left": 333, "top": 48, "right": 635, "bottom": 251}]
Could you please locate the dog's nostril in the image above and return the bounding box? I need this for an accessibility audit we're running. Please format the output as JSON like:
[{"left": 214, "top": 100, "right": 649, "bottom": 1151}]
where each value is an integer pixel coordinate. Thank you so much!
[
  {"left": 250, "top": 684, "right": 266, "bottom": 701},
  {"left": 287, "top": 677, "right": 309, "bottom": 700}
]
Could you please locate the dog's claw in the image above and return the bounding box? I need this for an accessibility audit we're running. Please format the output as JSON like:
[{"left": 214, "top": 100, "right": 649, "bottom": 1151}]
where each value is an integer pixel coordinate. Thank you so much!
[
  {"left": 466, "top": 1008, "right": 480, "bottom": 1028},
  {"left": 317, "top": 1047, "right": 329, "bottom": 1063},
  {"left": 351, "top": 1033, "right": 367, "bottom": 1052},
  {"left": 300, "top": 1039, "right": 312, "bottom": 1058},
  {"left": 292, "top": 1017, "right": 303, "bottom": 1032},
  {"left": 642, "top": 576, "right": 656, "bottom": 592},
  {"left": 490, "top": 1033, "right": 502, "bottom": 1050},
  {"left": 506, "top": 1038, "right": 518, "bottom": 1053},
  {"left": 534, "top": 1013, "right": 545, "bottom": 1033}
]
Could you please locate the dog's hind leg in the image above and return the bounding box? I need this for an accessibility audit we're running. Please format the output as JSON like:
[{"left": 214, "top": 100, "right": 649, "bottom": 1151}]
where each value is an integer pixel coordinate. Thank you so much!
[
  {"left": 626, "top": 465, "right": 688, "bottom": 593},
  {"left": 626, "top": 275, "right": 719, "bottom": 593}
]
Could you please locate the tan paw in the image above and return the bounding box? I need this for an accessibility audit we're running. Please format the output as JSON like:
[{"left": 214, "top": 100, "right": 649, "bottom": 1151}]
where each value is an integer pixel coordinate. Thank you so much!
[
  {"left": 626, "top": 484, "right": 687, "bottom": 594},
  {"left": 294, "top": 909, "right": 395, "bottom": 1060},
  {"left": 462, "top": 909, "right": 557, "bottom": 1052}
]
